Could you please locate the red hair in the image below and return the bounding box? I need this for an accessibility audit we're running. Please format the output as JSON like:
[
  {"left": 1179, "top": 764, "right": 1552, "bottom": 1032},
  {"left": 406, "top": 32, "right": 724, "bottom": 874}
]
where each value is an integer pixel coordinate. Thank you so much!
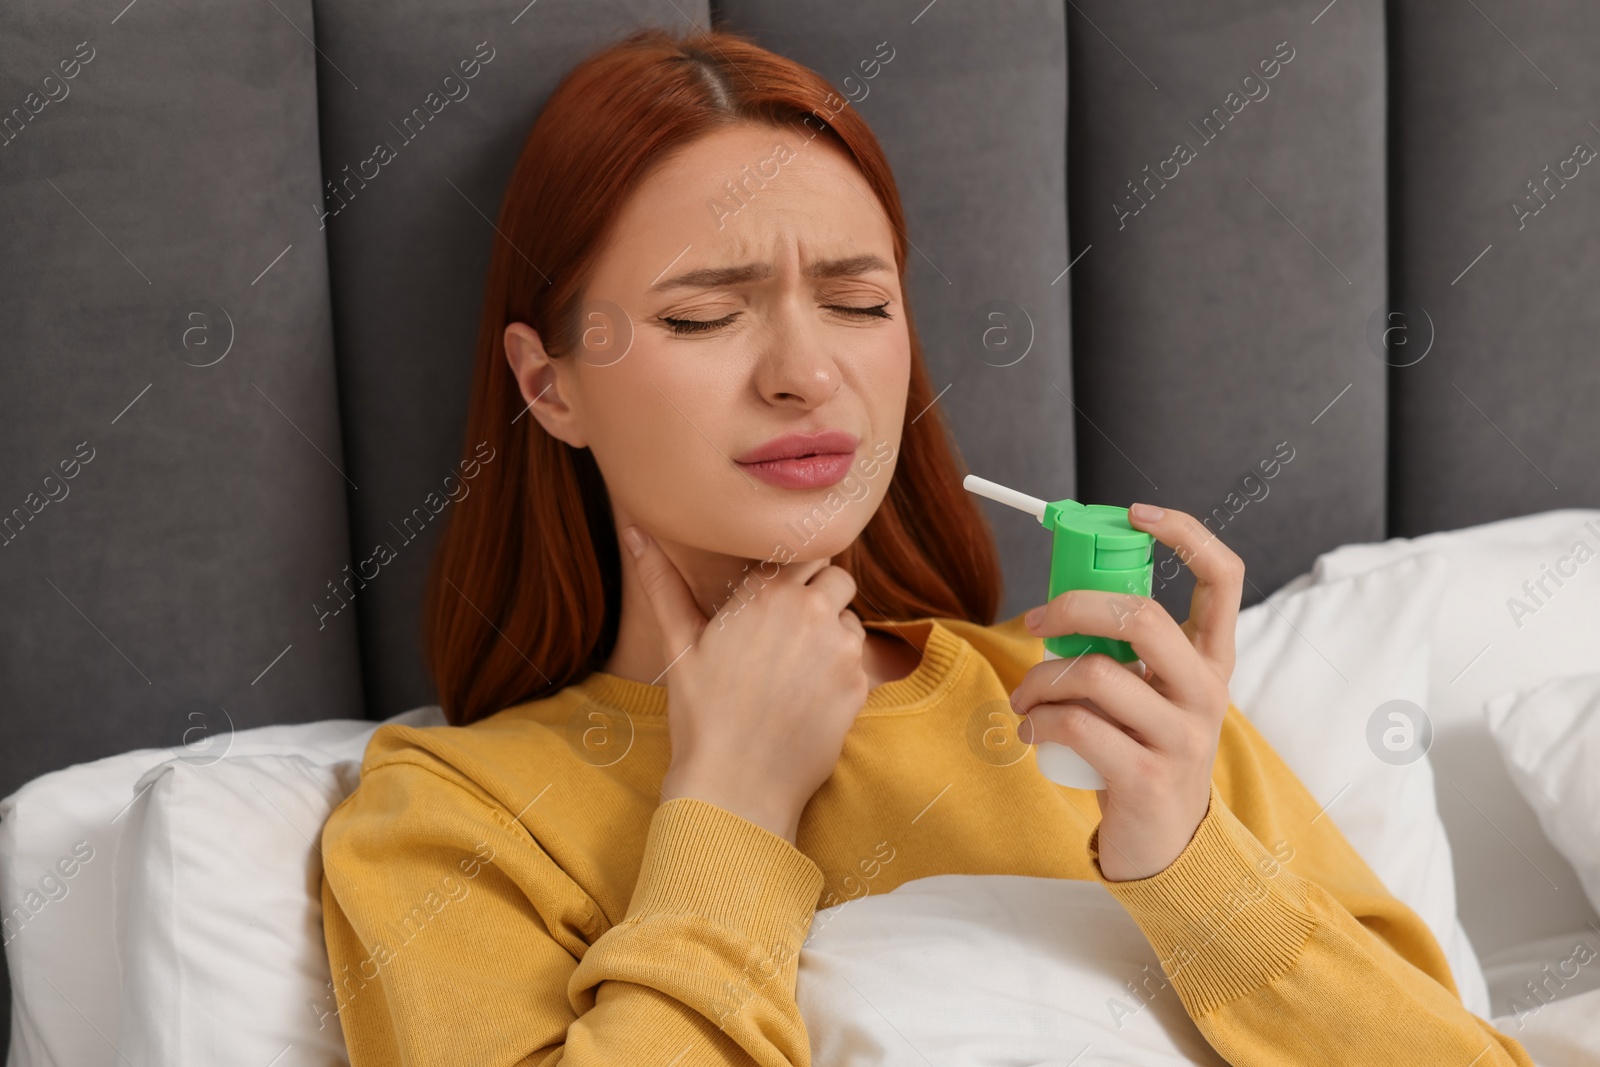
[{"left": 423, "top": 27, "right": 1002, "bottom": 726}]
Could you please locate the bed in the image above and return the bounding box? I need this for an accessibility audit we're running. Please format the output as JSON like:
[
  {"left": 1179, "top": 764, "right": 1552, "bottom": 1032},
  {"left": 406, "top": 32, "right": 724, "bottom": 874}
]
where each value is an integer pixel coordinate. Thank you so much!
[{"left": 3, "top": 1, "right": 1599, "bottom": 1064}]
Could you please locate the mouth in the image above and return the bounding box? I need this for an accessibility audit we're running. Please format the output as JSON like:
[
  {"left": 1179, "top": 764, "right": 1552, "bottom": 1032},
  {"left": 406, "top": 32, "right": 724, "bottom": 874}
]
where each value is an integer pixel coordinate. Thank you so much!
[{"left": 734, "top": 430, "right": 860, "bottom": 490}]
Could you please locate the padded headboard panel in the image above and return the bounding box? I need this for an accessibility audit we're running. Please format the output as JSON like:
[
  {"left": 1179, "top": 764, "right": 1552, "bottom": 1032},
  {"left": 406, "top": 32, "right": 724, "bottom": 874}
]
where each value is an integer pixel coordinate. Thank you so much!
[
  {"left": 0, "top": 0, "right": 366, "bottom": 784},
  {"left": 4, "top": 0, "right": 1599, "bottom": 1046},
  {"left": 1066, "top": 0, "right": 1389, "bottom": 607},
  {"left": 1388, "top": 0, "right": 1600, "bottom": 534}
]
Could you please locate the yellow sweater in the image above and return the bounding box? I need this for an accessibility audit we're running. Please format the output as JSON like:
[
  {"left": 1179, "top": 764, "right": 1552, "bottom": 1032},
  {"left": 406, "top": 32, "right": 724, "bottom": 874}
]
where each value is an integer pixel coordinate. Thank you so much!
[{"left": 319, "top": 614, "right": 1535, "bottom": 1066}]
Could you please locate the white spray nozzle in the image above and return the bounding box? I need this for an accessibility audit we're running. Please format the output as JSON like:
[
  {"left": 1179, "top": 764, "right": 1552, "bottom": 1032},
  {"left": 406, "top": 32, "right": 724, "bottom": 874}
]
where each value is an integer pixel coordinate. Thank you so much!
[{"left": 963, "top": 475, "right": 1048, "bottom": 521}]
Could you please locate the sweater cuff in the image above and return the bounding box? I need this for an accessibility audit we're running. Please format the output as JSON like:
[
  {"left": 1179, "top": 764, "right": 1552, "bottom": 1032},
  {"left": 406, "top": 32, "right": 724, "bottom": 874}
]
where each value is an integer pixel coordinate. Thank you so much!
[
  {"left": 1088, "top": 781, "right": 1319, "bottom": 1016},
  {"left": 627, "top": 797, "right": 824, "bottom": 951}
]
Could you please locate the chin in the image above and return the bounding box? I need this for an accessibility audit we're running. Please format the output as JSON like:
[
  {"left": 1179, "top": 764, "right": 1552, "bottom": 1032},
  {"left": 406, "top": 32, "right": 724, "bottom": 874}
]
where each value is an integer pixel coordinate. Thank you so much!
[
  {"left": 757, "top": 496, "right": 878, "bottom": 563},
  {"left": 682, "top": 500, "right": 875, "bottom": 565}
]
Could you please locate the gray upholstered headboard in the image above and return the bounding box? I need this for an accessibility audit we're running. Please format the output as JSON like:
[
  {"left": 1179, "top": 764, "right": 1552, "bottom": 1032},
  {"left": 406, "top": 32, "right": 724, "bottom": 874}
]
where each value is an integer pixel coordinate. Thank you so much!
[{"left": 4, "top": 0, "right": 1598, "bottom": 1043}]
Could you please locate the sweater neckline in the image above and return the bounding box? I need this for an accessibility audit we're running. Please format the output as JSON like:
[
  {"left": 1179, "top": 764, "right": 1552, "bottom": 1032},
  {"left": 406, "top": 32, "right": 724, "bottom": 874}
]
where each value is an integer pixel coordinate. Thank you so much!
[{"left": 571, "top": 617, "right": 966, "bottom": 719}]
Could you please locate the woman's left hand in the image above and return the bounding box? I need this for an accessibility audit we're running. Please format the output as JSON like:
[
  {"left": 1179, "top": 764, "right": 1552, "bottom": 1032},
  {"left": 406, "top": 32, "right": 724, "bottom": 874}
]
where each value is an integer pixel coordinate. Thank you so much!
[{"left": 1009, "top": 502, "right": 1245, "bottom": 882}]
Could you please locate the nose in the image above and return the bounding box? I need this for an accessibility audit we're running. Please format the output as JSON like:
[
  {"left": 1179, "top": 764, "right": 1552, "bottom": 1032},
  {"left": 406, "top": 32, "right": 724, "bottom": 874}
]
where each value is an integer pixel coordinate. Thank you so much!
[{"left": 753, "top": 299, "right": 841, "bottom": 409}]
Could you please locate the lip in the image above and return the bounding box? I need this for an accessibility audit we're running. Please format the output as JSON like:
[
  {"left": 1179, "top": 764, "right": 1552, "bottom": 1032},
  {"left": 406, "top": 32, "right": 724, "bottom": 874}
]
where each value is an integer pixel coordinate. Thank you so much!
[
  {"left": 734, "top": 429, "right": 860, "bottom": 464},
  {"left": 735, "top": 430, "right": 861, "bottom": 490}
]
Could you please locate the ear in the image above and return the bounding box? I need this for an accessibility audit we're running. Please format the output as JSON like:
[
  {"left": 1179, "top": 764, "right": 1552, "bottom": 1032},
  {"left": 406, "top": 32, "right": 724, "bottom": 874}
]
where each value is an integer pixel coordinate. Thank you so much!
[{"left": 504, "top": 322, "right": 587, "bottom": 448}]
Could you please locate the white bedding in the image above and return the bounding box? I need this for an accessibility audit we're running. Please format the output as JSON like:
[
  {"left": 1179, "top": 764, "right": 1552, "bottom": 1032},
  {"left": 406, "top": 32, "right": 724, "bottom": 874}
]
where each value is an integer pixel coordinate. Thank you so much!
[
  {"left": 1300, "top": 510, "right": 1600, "bottom": 961},
  {"left": 1479, "top": 928, "right": 1600, "bottom": 1027},
  {"left": 1501, "top": 985, "right": 1600, "bottom": 1067},
  {"left": 796, "top": 874, "right": 1599, "bottom": 1066},
  {"left": 6, "top": 510, "right": 1600, "bottom": 1065},
  {"left": 797, "top": 874, "right": 1228, "bottom": 1066}
]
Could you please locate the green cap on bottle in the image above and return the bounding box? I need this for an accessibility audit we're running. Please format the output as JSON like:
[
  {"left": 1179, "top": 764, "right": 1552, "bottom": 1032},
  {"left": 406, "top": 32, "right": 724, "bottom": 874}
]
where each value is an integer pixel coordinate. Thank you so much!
[
  {"left": 962, "top": 476, "right": 1156, "bottom": 663},
  {"left": 1040, "top": 499, "right": 1154, "bottom": 663}
]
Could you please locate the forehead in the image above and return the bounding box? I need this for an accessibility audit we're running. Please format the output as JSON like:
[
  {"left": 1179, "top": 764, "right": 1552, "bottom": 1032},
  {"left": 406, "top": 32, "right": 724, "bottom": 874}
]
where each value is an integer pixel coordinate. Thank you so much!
[{"left": 603, "top": 123, "right": 897, "bottom": 281}]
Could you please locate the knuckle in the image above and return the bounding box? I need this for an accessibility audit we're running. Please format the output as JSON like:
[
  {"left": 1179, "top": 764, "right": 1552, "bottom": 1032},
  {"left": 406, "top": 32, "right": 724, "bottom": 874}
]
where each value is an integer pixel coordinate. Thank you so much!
[
  {"left": 1207, "top": 675, "right": 1233, "bottom": 714},
  {"left": 1131, "top": 748, "right": 1164, "bottom": 781},
  {"left": 1065, "top": 703, "right": 1099, "bottom": 737},
  {"left": 800, "top": 590, "right": 832, "bottom": 620},
  {"left": 1224, "top": 551, "right": 1247, "bottom": 582},
  {"left": 1081, "top": 654, "right": 1120, "bottom": 686},
  {"left": 1208, "top": 543, "right": 1245, "bottom": 582},
  {"left": 1044, "top": 704, "right": 1075, "bottom": 738},
  {"left": 639, "top": 567, "right": 670, "bottom": 600},
  {"left": 1167, "top": 720, "right": 1202, "bottom": 760},
  {"left": 1119, "top": 596, "right": 1162, "bottom": 634}
]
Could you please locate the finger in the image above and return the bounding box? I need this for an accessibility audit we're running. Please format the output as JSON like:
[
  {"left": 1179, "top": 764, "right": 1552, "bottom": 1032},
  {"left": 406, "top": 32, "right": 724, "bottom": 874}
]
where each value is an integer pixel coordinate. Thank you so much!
[
  {"left": 719, "top": 555, "right": 827, "bottom": 614},
  {"left": 1025, "top": 590, "right": 1212, "bottom": 709},
  {"left": 621, "top": 525, "right": 707, "bottom": 654},
  {"left": 805, "top": 564, "right": 859, "bottom": 616},
  {"left": 838, "top": 607, "right": 866, "bottom": 640},
  {"left": 1019, "top": 700, "right": 1147, "bottom": 784},
  {"left": 773, "top": 555, "right": 832, "bottom": 585},
  {"left": 1011, "top": 653, "right": 1178, "bottom": 748},
  {"left": 1127, "top": 503, "right": 1244, "bottom": 678}
]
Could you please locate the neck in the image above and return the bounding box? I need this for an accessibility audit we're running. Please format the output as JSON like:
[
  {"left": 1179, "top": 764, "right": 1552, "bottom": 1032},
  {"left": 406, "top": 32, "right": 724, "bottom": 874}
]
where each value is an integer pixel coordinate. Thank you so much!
[
  {"left": 599, "top": 511, "right": 925, "bottom": 691},
  {"left": 602, "top": 525, "right": 777, "bottom": 685}
]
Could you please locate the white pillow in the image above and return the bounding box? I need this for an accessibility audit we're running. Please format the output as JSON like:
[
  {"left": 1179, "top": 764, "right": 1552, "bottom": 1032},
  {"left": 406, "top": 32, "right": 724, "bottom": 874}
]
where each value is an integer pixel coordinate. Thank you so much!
[
  {"left": 1476, "top": 927, "right": 1600, "bottom": 1028},
  {"left": 1227, "top": 550, "right": 1490, "bottom": 1018},
  {"left": 0, "top": 705, "right": 442, "bottom": 1067},
  {"left": 798, "top": 873, "right": 1229, "bottom": 1066},
  {"left": 1297, "top": 510, "right": 1600, "bottom": 961},
  {"left": 1491, "top": 985, "right": 1600, "bottom": 1067},
  {"left": 1486, "top": 674, "right": 1600, "bottom": 919},
  {"left": 112, "top": 754, "right": 361, "bottom": 1067},
  {"left": 1310, "top": 509, "right": 1600, "bottom": 733}
]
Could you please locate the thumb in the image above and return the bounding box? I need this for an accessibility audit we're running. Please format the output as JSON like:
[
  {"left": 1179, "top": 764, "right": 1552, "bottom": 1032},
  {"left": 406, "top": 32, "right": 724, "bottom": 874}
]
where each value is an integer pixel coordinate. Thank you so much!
[{"left": 620, "top": 525, "right": 707, "bottom": 656}]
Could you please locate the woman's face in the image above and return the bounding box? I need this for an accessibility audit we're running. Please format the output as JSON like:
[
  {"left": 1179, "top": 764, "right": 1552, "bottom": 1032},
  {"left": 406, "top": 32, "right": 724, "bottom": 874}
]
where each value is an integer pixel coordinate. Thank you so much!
[{"left": 509, "top": 122, "right": 910, "bottom": 566}]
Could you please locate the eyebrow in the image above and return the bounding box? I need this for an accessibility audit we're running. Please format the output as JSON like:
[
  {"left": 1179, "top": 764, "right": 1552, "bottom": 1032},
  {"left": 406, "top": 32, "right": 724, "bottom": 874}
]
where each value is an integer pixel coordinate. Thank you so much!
[{"left": 648, "top": 253, "right": 893, "bottom": 292}]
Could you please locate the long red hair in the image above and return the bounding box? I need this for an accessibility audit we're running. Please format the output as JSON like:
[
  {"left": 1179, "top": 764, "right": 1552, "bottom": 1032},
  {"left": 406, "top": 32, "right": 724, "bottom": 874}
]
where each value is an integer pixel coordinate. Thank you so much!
[{"left": 423, "top": 26, "right": 1002, "bottom": 726}]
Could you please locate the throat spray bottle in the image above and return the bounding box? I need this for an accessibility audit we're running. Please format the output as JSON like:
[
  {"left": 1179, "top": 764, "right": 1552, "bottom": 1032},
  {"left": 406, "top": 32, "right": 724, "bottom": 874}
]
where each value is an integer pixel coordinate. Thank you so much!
[{"left": 963, "top": 475, "right": 1155, "bottom": 791}]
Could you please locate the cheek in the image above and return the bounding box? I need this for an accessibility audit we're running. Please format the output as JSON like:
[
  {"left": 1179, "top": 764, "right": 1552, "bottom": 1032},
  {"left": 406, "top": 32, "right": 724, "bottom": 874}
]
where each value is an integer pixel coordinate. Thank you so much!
[
  {"left": 860, "top": 329, "right": 912, "bottom": 451},
  {"left": 578, "top": 350, "right": 745, "bottom": 524}
]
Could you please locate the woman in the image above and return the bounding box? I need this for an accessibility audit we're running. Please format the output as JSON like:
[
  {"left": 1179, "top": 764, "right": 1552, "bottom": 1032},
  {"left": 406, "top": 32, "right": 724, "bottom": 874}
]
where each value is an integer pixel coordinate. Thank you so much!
[{"left": 318, "top": 26, "right": 1533, "bottom": 1067}]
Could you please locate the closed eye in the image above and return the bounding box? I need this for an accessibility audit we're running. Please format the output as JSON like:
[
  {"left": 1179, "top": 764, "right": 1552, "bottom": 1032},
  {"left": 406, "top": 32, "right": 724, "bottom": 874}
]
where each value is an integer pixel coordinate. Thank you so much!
[
  {"left": 660, "top": 312, "right": 737, "bottom": 335},
  {"left": 659, "top": 302, "right": 892, "bottom": 337},
  {"left": 832, "top": 301, "right": 892, "bottom": 320}
]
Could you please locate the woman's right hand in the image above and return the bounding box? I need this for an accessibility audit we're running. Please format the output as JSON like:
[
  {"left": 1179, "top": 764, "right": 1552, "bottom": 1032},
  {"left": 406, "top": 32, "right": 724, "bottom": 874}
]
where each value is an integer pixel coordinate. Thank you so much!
[{"left": 622, "top": 524, "right": 869, "bottom": 845}]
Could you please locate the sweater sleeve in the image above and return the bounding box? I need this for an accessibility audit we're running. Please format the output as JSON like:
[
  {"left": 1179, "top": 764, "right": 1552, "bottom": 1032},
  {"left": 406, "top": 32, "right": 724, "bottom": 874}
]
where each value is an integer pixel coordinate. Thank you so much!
[
  {"left": 319, "top": 755, "right": 824, "bottom": 1067},
  {"left": 1085, "top": 729, "right": 1536, "bottom": 1066}
]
